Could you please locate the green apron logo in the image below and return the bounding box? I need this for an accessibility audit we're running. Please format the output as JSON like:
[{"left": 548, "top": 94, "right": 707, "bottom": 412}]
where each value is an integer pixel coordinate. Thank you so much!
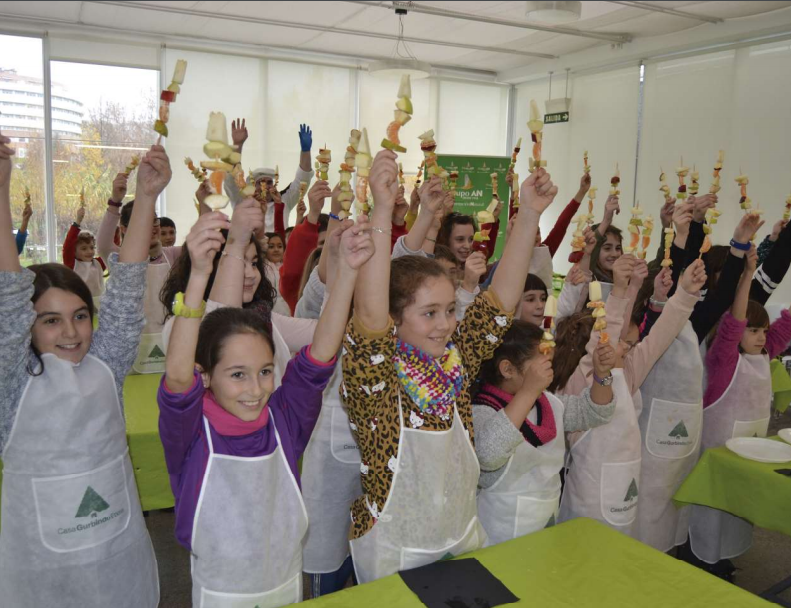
[
  {"left": 669, "top": 421, "right": 689, "bottom": 439},
  {"left": 75, "top": 486, "right": 110, "bottom": 518},
  {"left": 624, "top": 478, "right": 639, "bottom": 502},
  {"left": 148, "top": 344, "right": 166, "bottom": 359}
]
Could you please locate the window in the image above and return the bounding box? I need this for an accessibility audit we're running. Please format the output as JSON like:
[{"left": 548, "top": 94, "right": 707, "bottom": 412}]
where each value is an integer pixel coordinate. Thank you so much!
[
  {"left": 0, "top": 34, "right": 47, "bottom": 265},
  {"left": 49, "top": 61, "right": 157, "bottom": 261},
  {"left": 438, "top": 80, "right": 509, "bottom": 156}
]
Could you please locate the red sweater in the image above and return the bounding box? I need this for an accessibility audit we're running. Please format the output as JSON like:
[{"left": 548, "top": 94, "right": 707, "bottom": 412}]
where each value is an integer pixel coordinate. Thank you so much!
[
  {"left": 63, "top": 224, "right": 106, "bottom": 271},
  {"left": 543, "top": 198, "right": 581, "bottom": 257}
]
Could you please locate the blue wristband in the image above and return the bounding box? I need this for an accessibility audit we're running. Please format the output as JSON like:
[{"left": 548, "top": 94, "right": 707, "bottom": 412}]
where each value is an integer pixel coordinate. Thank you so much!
[
  {"left": 329, "top": 213, "right": 341, "bottom": 221},
  {"left": 730, "top": 238, "right": 750, "bottom": 251}
]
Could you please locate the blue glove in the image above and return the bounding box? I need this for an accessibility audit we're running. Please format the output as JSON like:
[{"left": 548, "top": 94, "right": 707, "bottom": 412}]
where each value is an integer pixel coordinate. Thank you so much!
[{"left": 299, "top": 124, "right": 312, "bottom": 152}]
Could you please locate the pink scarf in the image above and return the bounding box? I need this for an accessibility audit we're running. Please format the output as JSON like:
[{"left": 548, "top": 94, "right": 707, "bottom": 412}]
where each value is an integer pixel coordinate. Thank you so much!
[
  {"left": 202, "top": 391, "right": 270, "bottom": 437},
  {"left": 475, "top": 383, "right": 557, "bottom": 447}
]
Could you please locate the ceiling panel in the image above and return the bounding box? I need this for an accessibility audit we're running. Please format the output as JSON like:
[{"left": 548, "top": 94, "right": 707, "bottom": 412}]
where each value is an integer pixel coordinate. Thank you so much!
[{"left": 0, "top": 0, "right": 83, "bottom": 20}]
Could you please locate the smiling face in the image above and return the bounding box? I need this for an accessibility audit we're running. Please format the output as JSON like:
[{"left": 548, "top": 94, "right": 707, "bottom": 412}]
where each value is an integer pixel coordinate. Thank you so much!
[
  {"left": 266, "top": 234, "right": 284, "bottom": 264},
  {"left": 160, "top": 225, "right": 176, "bottom": 247},
  {"left": 740, "top": 326, "right": 768, "bottom": 355},
  {"left": 75, "top": 239, "right": 96, "bottom": 263},
  {"left": 242, "top": 242, "right": 262, "bottom": 304},
  {"left": 517, "top": 289, "right": 547, "bottom": 326},
  {"left": 449, "top": 223, "right": 474, "bottom": 264},
  {"left": 598, "top": 233, "right": 623, "bottom": 273},
  {"left": 32, "top": 287, "right": 93, "bottom": 364},
  {"left": 202, "top": 332, "right": 275, "bottom": 422},
  {"left": 395, "top": 275, "right": 457, "bottom": 358}
]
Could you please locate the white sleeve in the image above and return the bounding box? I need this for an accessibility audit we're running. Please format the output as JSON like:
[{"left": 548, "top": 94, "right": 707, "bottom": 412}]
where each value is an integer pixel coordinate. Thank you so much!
[
  {"left": 281, "top": 166, "right": 315, "bottom": 212},
  {"left": 456, "top": 285, "right": 479, "bottom": 322},
  {"left": 294, "top": 267, "right": 325, "bottom": 320},
  {"left": 271, "top": 313, "right": 318, "bottom": 354},
  {"left": 391, "top": 234, "right": 427, "bottom": 260},
  {"left": 557, "top": 281, "right": 587, "bottom": 322}
]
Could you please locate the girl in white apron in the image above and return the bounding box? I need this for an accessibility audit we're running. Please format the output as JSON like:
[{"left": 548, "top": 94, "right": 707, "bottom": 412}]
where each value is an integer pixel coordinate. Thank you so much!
[
  {"left": 554, "top": 260, "right": 706, "bottom": 538},
  {"left": 0, "top": 140, "right": 168, "bottom": 607},
  {"left": 159, "top": 211, "right": 369, "bottom": 608},
  {"left": 690, "top": 247, "right": 791, "bottom": 567},
  {"left": 474, "top": 321, "right": 616, "bottom": 546},
  {"left": 342, "top": 154, "right": 559, "bottom": 584}
]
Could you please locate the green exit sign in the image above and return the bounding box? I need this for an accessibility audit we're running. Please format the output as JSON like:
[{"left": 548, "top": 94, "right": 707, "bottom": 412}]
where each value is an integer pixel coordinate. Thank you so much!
[{"left": 545, "top": 112, "right": 569, "bottom": 124}]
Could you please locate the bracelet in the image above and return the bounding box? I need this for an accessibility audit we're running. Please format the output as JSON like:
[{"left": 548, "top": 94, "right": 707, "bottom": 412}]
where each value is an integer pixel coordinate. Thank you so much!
[
  {"left": 649, "top": 297, "right": 667, "bottom": 308},
  {"left": 426, "top": 237, "right": 436, "bottom": 243},
  {"left": 72, "top": 222, "right": 81, "bottom": 228},
  {"left": 221, "top": 250, "right": 245, "bottom": 264},
  {"left": 371, "top": 225, "right": 392, "bottom": 236},
  {"left": 592, "top": 371, "right": 613, "bottom": 386},
  {"left": 730, "top": 238, "right": 751, "bottom": 251},
  {"left": 328, "top": 212, "right": 341, "bottom": 221},
  {"left": 107, "top": 199, "right": 122, "bottom": 208},
  {"left": 172, "top": 292, "right": 206, "bottom": 319}
]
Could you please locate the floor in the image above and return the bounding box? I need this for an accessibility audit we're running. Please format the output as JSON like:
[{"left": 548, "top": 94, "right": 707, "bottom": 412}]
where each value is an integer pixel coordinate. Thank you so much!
[{"left": 148, "top": 408, "right": 791, "bottom": 607}]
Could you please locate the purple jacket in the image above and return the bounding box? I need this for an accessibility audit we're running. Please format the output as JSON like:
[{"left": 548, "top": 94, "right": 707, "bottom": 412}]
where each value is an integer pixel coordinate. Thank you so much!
[{"left": 157, "top": 347, "right": 334, "bottom": 550}]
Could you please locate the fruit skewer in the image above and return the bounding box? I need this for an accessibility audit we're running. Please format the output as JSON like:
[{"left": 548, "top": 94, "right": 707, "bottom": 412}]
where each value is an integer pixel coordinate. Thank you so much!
[{"left": 154, "top": 59, "right": 187, "bottom": 143}]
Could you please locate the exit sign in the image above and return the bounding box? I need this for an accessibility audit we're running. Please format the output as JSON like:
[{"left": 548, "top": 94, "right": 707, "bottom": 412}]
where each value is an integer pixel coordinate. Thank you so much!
[{"left": 545, "top": 112, "right": 569, "bottom": 124}]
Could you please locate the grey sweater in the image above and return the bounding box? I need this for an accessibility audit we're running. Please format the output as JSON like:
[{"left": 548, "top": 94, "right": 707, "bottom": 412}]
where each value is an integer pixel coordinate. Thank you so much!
[
  {"left": 473, "top": 388, "right": 615, "bottom": 489},
  {"left": 0, "top": 254, "right": 147, "bottom": 454}
]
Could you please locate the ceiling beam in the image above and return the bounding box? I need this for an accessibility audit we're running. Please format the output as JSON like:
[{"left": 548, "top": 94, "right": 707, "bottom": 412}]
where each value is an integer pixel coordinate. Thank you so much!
[
  {"left": 606, "top": 1, "right": 724, "bottom": 24},
  {"left": 344, "top": 1, "right": 632, "bottom": 44},
  {"left": 82, "top": 1, "right": 558, "bottom": 59}
]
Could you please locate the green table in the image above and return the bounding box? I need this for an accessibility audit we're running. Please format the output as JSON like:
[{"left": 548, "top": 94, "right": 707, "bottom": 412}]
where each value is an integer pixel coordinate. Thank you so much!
[
  {"left": 673, "top": 437, "right": 791, "bottom": 537},
  {"left": 0, "top": 373, "right": 174, "bottom": 513},
  {"left": 771, "top": 359, "right": 791, "bottom": 414},
  {"left": 304, "top": 518, "right": 770, "bottom": 607}
]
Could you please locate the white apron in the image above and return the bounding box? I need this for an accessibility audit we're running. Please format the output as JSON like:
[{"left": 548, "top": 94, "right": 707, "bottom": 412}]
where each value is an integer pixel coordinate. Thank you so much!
[
  {"left": 133, "top": 259, "right": 171, "bottom": 374},
  {"left": 477, "top": 392, "right": 565, "bottom": 546},
  {"left": 349, "top": 397, "right": 484, "bottom": 584},
  {"left": 529, "top": 246, "right": 554, "bottom": 292},
  {"left": 559, "top": 369, "right": 642, "bottom": 537},
  {"left": 74, "top": 259, "right": 105, "bottom": 298},
  {"left": 689, "top": 354, "right": 771, "bottom": 564},
  {"left": 301, "top": 363, "right": 362, "bottom": 574},
  {"left": 637, "top": 322, "right": 703, "bottom": 552},
  {"left": 0, "top": 353, "right": 159, "bottom": 608},
  {"left": 191, "top": 415, "right": 308, "bottom": 608}
]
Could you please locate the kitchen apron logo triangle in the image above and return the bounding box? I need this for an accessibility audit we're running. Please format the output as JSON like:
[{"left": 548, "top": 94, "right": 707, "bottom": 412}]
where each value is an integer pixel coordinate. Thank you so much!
[
  {"left": 75, "top": 486, "right": 110, "bottom": 518},
  {"left": 669, "top": 421, "right": 689, "bottom": 439},
  {"left": 624, "top": 478, "right": 639, "bottom": 502},
  {"left": 148, "top": 344, "right": 166, "bottom": 359}
]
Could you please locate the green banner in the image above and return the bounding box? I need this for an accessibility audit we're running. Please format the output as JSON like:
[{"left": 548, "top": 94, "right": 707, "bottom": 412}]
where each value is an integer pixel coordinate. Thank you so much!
[{"left": 435, "top": 154, "right": 511, "bottom": 260}]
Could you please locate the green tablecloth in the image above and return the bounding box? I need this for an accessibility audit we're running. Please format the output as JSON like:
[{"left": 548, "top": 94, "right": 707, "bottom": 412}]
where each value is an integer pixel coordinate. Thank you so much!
[
  {"left": 674, "top": 437, "right": 791, "bottom": 538},
  {"left": 771, "top": 359, "right": 791, "bottom": 413},
  {"left": 0, "top": 373, "right": 174, "bottom": 513},
  {"left": 304, "top": 518, "right": 770, "bottom": 607}
]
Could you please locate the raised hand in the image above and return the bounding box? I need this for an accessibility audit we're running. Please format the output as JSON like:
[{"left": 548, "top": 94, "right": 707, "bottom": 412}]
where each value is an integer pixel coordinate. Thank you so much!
[
  {"left": 231, "top": 118, "right": 248, "bottom": 148},
  {"left": 228, "top": 197, "right": 264, "bottom": 248},
  {"left": 612, "top": 255, "right": 635, "bottom": 290},
  {"left": 577, "top": 172, "right": 592, "bottom": 199},
  {"left": 393, "top": 186, "right": 408, "bottom": 224},
  {"left": 522, "top": 355, "right": 554, "bottom": 394},
  {"left": 111, "top": 172, "right": 128, "bottom": 204},
  {"left": 593, "top": 341, "right": 616, "bottom": 378},
  {"left": 492, "top": 198, "right": 504, "bottom": 220},
  {"left": 680, "top": 258, "right": 707, "bottom": 294},
  {"left": 340, "top": 215, "right": 375, "bottom": 270},
  {"left": 692, "top": 193, "right": 717, "bottom": 223},
  {"left": 745, "top": 243, "right": 758, "bottom": 273},
  {"left": 604, "top": 194, "right": 620, "bottom": 218},
  {"left": 196, "top": 179, "right": 211, "bottom": 205},
  {"left": 21, "top": 202, "right": 32, "bottom": 224},
  {"left": 652, "top": 267, "right": 673, "bottom": 301},
  {"left": 443, "top": 191, "right": 455, "bottom": 216},
  {"left": 409, "top": 186, "right": 420, "bottom": 213},
  {"left": 733, "top": 213, "right": 765, "bottom": 244},
  {"left": 659, "top": 200, "right": 675, "bottom": 229},
  {"left": 76, "top": 206, "right": 85, "bottom": 225},
  {"left": 521, "top": 167, "right": 558, "bottom": 214},
  {"left": 299, "top": 124, "right": 313, "bottom": 152},
  {"left": 583, "top": 226, "right": 597, "bottom": 256},
  {"left": 295, "top": 198, "right": 307, "bottom": 224},
  {"left": 566, "top": 264, "right": 590, "bottom": 286},
  {"left": 672, "top": 202, "right": 693, "bottom": 237},
  {"left": 269, "top": 185, "right": 282, "bottom": 207},
  {"left": 185, "top": 212, "right": 230, "bottom": 276},
  {"left": 462, "top": 251, "right": 487, "bottom": 292},
  {"left": 630, "top": 258, "right": 649, "bottom": 287},
  {"left": 136, "top": 145, "right": 172, "bottom": 199},
  {"left": 368, "top": 149, "right": 398, "bottom": 210},
  {"left": 418, "top": 176, "right": 445, "bottom": 215},
  {"left": 770, "top": 218, "right": 788, "bottom": 242},
  {"left": 307, "top": 179, "right": 331, "bottom": 220}
]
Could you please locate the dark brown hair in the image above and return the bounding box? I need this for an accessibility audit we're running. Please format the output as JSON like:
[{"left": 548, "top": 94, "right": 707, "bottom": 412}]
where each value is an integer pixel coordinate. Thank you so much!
[
  {"left": 120, "top": 200, "right": 136, "bottom": 228},
  {"left": 437, "top": 212, "right": 476, "bottom": 251},
  {"left": 432, "top": 244, "right": 456, "bottom": 266},
  {"left": 297, "top": 247, "right": 322, "bottom": 302},
  {"left": 746, "top": 300, "right": 770, "bottom": 329},
  {"left": 590, "top": 225, "right": 623, "bottom": 283},
  {"left": 389, "top": 255, "right": 454, "bottom": 323},
  {"left": 27, "top": 263, "right": 95, "bottom": 376},
  {"left": 76, "top": 230, "right": 96, "bottom": 245},
  {"left": 478, "top": 320, "right": 543, "bottom": 388},
  {"left": 524, "top": 273, "right": 547, "bottom": 295},
  {"left": 159, "top": 232, "right": 276, "bottom": 322},
  {"left": 550, "top": 310, "right": 595, "bottom": 392},
  {"left": 703, "top": 245, "right": 729, "bottom": 293},
  {"left": 196, "top": 307, "right": 275, "bottom": 375}
]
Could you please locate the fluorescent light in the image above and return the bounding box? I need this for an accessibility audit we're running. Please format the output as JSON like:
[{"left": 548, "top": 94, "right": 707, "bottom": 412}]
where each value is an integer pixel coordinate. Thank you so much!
[
  {"left": 74, "top": 144, "right": 149, "bottom": 151},
  {"left": 368, "top": 59, "right": 431, "bottom": 79}
]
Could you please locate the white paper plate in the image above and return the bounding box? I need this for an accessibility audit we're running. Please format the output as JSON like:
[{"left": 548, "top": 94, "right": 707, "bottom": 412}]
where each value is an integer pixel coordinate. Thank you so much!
[
  {"left": 779, "top": 429, "right": 791, "bottom": 446},
  {"left": 726, "top": 437, "right": 791, "bottom": 463}
]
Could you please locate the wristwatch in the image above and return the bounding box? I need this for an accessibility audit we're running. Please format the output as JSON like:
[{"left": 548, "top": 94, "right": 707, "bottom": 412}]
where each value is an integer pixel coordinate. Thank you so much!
[
  {"left": 593, "top": 371, "right": 614, "bottom": 387},
  {"left": 172, "top": 292, "right": 206, "bottom": 319}
]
